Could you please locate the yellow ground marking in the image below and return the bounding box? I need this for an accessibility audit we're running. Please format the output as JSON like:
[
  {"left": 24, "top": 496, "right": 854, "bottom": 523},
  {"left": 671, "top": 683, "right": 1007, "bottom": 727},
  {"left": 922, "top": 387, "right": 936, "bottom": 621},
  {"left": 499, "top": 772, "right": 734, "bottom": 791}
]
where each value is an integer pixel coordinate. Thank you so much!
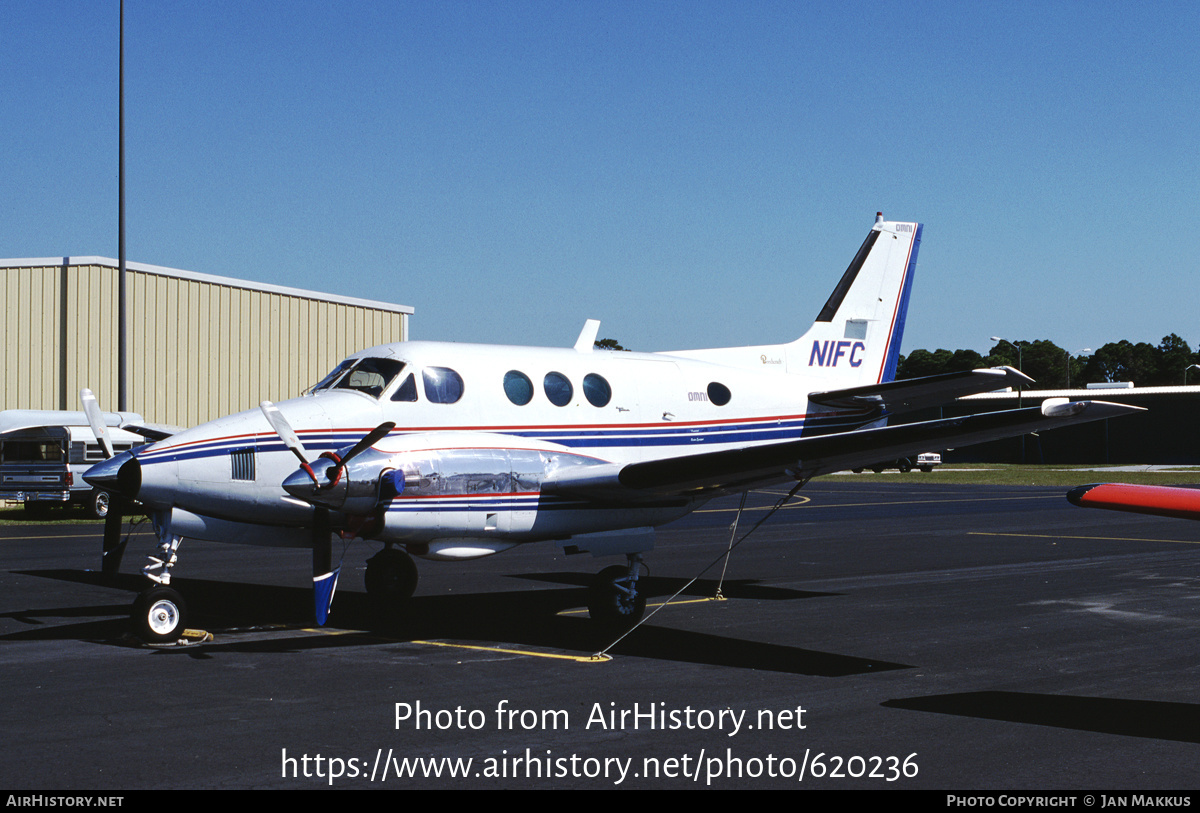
[
  {"left": 557, "top": 596, "right": 718, "bottom": 617},
  {"left": 0, "top": 530, "right": 156, "bottom": 542},
  {"left": 969, "top": 531, "right": 1200, "bottom": 545},
  {"left": 410, "top": 639, "right": 607, "bottom": 663},
  {"left": 296, "top": 626, "right": 608, "bottom": 661},
  {"left": 300, "top": 627, "right": 369, "bottom": 636}
]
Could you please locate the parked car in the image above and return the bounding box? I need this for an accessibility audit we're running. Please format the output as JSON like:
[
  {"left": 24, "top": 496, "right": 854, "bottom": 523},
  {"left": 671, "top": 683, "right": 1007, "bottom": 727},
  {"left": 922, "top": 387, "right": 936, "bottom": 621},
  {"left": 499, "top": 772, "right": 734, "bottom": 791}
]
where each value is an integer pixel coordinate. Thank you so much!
[
  {"left": 915, "top": 452, "right": 942, "bottom": 472},
  {"left": 851, "top": 452, "right": 941, "bottom": 474}
]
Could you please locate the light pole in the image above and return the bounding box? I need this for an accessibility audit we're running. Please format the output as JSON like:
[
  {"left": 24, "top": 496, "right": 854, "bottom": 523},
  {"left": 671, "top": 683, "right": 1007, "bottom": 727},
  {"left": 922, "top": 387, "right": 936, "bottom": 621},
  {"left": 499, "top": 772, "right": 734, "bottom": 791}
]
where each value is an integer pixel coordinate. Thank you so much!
[
  {"left": 118, "top": 0, "right": 127, "bottom": 410},
  {"left": 990, "top": 337, "right": 1024, "bottom": 402},
  {"left": 991, "top": 336, "right": 1025, "bottom": 462},
  {"left": 1065, "top": 348, "right": 1092, "bottom": 389}
]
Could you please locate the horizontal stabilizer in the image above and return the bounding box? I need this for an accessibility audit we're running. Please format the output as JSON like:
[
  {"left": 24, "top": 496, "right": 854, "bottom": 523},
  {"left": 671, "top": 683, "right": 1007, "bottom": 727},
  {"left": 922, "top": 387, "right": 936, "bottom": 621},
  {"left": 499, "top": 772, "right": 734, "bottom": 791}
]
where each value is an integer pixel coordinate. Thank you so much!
[
  {"left": 547, "top": 400, "right": 1144, "bottom": 500},
  {"left": 1067, "top": 483, "right": 1200, "bottom": 520},
  {"left": 809, "top": 366, "right": 1032, "bottom": 415},
  {"left": 120, "top": 423, "right": 180, "bottom": 441},
  {"left": 0, "top": 409, "right": 143, "bottom": 436}
]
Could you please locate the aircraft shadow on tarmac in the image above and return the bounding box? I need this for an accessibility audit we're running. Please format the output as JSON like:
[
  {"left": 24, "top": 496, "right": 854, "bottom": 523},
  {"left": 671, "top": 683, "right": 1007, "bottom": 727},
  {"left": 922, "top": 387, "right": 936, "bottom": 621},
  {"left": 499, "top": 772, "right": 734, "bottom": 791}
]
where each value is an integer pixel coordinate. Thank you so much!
[
  {"left": 6, "top": 568, "right": 911, "bottom": 677},
  {"left": 883, "top": 691, "right": 1200, "bottom": 744}
]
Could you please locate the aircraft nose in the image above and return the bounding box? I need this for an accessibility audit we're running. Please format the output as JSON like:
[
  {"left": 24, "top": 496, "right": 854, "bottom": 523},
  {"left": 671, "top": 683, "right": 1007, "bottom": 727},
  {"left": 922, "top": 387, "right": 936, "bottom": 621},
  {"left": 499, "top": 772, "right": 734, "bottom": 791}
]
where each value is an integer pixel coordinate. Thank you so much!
[{"left": 83, "top": 451, "right": 141, "bottom": 500}]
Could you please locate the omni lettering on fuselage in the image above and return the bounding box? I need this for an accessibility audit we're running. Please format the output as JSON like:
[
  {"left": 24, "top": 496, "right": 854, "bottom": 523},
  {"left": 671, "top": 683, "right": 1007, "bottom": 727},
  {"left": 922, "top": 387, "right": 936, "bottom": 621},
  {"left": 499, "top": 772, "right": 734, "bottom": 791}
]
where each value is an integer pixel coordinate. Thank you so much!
[{"left": 808, "top": 340, "right": 866, "bottom": 368}]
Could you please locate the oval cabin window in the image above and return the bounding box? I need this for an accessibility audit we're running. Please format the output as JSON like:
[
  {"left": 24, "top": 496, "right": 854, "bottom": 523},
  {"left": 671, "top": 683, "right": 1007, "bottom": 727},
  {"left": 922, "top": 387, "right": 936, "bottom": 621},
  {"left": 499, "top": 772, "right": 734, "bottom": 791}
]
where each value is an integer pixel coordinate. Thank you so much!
[
  {"left": 503, "top": 370, "right": 534, "bottom": 405},
  {"left": 543, "top": 372, "right": 573, "bottom": 407},
  {"left": 707, "top": 382, "right": 731, "bottom": 406},
  {"left": 583, "top": 373, "right": 612, "bottom": 407}
]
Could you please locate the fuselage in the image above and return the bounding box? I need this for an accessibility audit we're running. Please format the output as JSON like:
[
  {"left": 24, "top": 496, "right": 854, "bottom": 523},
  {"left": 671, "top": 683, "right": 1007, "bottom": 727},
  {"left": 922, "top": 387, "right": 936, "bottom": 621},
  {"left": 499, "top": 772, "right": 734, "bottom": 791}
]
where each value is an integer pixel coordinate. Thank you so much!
[
  {"left": 97, "top": 339, "right": 877, "bottom": 546},
  {"left": 86, "top": 217, "right": 922, "bottom": 555}
]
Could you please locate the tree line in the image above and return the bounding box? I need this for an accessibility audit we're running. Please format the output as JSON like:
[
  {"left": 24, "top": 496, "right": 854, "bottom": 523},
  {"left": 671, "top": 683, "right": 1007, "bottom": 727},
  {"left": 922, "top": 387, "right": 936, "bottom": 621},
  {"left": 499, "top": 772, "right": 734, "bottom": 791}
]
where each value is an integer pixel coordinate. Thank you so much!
[{"left": 897, "top": 334, "right": 1198, "bottom": 389}]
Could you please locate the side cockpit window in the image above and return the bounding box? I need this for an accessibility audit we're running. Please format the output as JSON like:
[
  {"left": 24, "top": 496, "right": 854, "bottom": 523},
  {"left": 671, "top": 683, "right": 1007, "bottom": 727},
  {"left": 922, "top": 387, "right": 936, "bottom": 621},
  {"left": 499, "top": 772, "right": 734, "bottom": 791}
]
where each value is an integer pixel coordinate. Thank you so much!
[
  {"left": 391, "top": 373, "right": 418, "bottom": 402},
  {"left": 423, "top": 367, "right": 465, "bottom": 404}
]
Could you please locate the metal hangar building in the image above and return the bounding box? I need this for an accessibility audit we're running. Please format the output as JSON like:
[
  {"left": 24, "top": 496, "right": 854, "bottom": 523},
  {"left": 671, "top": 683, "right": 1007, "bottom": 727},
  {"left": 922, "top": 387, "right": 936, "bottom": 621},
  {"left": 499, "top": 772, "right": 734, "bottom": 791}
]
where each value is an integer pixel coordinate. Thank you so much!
[{"left": 1, "top": 257, "right": 413, "bottom": 428}]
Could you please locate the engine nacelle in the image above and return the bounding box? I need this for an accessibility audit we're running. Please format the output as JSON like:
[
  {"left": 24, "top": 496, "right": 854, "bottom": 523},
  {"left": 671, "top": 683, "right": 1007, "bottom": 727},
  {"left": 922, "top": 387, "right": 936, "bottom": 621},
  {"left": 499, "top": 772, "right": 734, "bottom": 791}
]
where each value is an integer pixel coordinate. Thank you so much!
[
  {"left": 282, "top": 433, "right": 699, "bottom": 545},
  {"left": 282, "top": 434, "right": 615, "bottom": 536}
]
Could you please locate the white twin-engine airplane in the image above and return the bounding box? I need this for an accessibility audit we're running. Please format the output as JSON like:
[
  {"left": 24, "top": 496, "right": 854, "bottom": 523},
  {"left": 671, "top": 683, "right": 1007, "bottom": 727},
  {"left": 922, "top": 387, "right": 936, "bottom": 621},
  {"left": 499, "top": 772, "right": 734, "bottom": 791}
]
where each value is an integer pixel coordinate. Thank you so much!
[{"left": 84, "top": 214, "right": 1141, "bottom": 643}]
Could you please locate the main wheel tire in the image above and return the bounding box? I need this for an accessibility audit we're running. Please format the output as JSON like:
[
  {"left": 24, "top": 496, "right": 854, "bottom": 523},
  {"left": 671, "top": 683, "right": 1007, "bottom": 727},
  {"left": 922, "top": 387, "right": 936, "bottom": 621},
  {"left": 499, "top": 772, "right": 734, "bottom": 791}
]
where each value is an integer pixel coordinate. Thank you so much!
[
  {"left": 365, "top": 549, "right": 419, "bottom": 617},
  {"left": 132, "top": 586, "right": 188, "bottom": 644},
  {"left": 87, "top": 489, "right": 110, "bottom": 520},
  {"left": 588, "top": 564, "right": 646, "bottom": 628},
  {"left": 898, "top": 460, "right": 912, "bottom": 473}
]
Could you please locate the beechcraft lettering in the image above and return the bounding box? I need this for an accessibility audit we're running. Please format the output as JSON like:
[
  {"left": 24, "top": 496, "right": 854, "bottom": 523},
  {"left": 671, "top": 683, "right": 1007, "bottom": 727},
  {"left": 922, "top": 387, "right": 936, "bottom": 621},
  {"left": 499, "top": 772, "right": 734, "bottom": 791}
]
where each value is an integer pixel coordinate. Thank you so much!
[
  {"left": 80, "top": 212, "right": 1141, "bottom": 643},
  {"left": 809, "top": 340, "right": 866, "bottom": 368}
]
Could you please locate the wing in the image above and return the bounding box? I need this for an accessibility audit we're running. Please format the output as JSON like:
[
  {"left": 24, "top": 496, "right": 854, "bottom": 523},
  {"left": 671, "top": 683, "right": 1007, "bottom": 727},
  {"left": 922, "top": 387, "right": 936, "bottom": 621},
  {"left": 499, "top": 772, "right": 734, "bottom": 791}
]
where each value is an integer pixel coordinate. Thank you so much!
[
  {"left": 808, "top": 366, "right": 1032, "bottom": 415},
  {"left": 545, "top": 399, "right": 1144, "bottom": 500},
  {"left": 1067, "top": 483, "right": 1200, "bottom": 520}
]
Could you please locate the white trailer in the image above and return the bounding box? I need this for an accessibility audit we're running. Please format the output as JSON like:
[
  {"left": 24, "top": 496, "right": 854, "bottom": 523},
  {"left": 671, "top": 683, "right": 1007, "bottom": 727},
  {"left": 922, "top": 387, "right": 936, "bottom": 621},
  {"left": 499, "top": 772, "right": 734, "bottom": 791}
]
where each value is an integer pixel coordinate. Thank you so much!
[{"left": 0, "top": 410, "right": 146, "bottom": 518}]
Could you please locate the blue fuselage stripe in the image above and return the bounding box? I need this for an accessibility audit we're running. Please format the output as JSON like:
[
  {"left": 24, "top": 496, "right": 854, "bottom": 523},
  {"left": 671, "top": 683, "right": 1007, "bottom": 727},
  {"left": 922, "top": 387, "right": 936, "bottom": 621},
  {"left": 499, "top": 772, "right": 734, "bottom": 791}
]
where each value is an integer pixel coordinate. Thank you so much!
[{"left": 134, "top": 413, "right": 877, "bottom": 467}]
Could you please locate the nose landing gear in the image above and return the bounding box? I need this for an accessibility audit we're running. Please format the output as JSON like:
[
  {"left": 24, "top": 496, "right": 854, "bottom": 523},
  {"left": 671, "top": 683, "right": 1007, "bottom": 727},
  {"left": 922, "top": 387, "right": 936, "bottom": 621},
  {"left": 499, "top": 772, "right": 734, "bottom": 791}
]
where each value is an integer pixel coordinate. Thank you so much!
[{"left": 132, "top": 586, "right": 188, "bottom": 644}]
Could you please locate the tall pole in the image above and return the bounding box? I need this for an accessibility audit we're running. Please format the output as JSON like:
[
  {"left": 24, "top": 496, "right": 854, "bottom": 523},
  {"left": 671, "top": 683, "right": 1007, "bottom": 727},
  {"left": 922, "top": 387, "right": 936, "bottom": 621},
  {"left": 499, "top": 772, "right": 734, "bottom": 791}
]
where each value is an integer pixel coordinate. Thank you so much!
[
  {"left": 118, "top": 0, "right": 127, "bottom": 410},
  {"left": 1066, "top": 348, "right": 1092, "bottom": 389},
  {"left": 991, "top": 336, "right": 1024, "bottom": 462}
]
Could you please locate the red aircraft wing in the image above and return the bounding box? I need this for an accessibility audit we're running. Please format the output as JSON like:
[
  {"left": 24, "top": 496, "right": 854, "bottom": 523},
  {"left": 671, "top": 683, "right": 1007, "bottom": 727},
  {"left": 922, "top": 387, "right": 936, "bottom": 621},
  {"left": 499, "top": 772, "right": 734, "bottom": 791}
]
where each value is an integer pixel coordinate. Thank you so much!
[{"left": 1067, "top": 483, "right": 1200, "bottom": 521}]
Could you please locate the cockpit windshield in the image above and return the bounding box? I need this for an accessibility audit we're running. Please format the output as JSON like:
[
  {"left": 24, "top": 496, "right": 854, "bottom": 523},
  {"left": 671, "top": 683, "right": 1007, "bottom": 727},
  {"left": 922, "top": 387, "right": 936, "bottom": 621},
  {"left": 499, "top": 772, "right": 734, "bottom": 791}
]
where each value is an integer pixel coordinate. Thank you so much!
[
  {"left": 309, "top": 359, "right": 356, "bottom": 392},
  {"left": 310, "top": 357, "right": 407, "bottom": 398}
]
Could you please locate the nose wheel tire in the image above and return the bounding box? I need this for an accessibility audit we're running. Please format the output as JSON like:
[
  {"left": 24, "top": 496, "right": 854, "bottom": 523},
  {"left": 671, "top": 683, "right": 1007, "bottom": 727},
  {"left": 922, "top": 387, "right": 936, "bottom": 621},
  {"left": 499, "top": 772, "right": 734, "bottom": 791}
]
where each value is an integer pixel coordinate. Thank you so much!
[
  {"left": 132, "top": 586, "right": 188, "bottom": 644},
  {"left": 588, "top": 564, "right": 646, "bottom": 628}
]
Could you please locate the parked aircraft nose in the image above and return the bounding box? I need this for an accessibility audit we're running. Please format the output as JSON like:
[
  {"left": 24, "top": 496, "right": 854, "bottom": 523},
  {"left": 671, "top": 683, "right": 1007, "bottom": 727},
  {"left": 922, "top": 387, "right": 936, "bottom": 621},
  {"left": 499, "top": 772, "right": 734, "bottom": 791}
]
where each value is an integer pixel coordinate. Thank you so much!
[{"left": 83, "top": 451, "right": 141, "bottom": 500}]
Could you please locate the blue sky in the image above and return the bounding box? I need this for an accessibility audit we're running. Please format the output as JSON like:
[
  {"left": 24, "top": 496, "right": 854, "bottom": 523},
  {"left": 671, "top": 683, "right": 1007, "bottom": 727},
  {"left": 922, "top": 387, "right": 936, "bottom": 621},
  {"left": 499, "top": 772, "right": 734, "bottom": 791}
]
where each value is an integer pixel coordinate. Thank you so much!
[{"left": 4, "top": 1, "right": 1197, "bottom": 358}]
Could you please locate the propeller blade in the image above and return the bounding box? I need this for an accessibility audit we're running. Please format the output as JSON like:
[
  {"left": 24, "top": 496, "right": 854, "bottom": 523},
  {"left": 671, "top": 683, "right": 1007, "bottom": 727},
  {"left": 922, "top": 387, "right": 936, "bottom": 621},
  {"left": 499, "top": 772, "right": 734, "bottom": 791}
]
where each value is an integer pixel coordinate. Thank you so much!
[
  {"left": 259, "top": 400, "right": 308, "bottom": 460},
  {"left": 260, "top": 401, "right": 319, "bottom": 482},
  {"left": 330, "top": 421, "right": 396, "bottom": 480},
  {"left": 83, "top": 388, "right": 125, "bottom": 577},
  {"left": 80, "top": 388, "right": 114, "bottom": 459},
  {"left": 101, "top": 496, "right": 129, "bottom": 577},
  {"left": 311, "top": 508, "right": 338, "bottom": 625}
]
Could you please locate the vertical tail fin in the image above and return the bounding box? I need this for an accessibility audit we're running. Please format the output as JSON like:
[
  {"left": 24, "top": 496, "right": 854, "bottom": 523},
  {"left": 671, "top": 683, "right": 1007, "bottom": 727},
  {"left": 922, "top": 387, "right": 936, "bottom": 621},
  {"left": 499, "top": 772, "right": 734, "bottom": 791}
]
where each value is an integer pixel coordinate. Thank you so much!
[{"left": 787, "top": 214, "right": 921, "bottom": 385}]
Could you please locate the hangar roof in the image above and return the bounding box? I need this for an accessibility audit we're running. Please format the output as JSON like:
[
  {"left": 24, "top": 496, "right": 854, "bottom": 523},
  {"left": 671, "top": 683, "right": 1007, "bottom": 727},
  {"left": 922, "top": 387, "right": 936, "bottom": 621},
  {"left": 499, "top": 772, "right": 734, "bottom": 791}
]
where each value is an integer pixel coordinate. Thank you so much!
[{"left": 0, "top": 256, "right": 413, "bottom": 315}]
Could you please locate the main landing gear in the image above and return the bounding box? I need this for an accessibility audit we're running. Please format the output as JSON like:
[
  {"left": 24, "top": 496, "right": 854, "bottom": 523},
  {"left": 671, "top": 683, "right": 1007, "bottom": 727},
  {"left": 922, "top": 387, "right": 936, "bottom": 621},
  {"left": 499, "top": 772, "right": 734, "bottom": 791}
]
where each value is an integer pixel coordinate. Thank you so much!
[
  {"left": 364, "top": 547, "right": 419, "bottom": 619},
  {"left": 587, "top": 554, "right": 647, "bottom": 629}
]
